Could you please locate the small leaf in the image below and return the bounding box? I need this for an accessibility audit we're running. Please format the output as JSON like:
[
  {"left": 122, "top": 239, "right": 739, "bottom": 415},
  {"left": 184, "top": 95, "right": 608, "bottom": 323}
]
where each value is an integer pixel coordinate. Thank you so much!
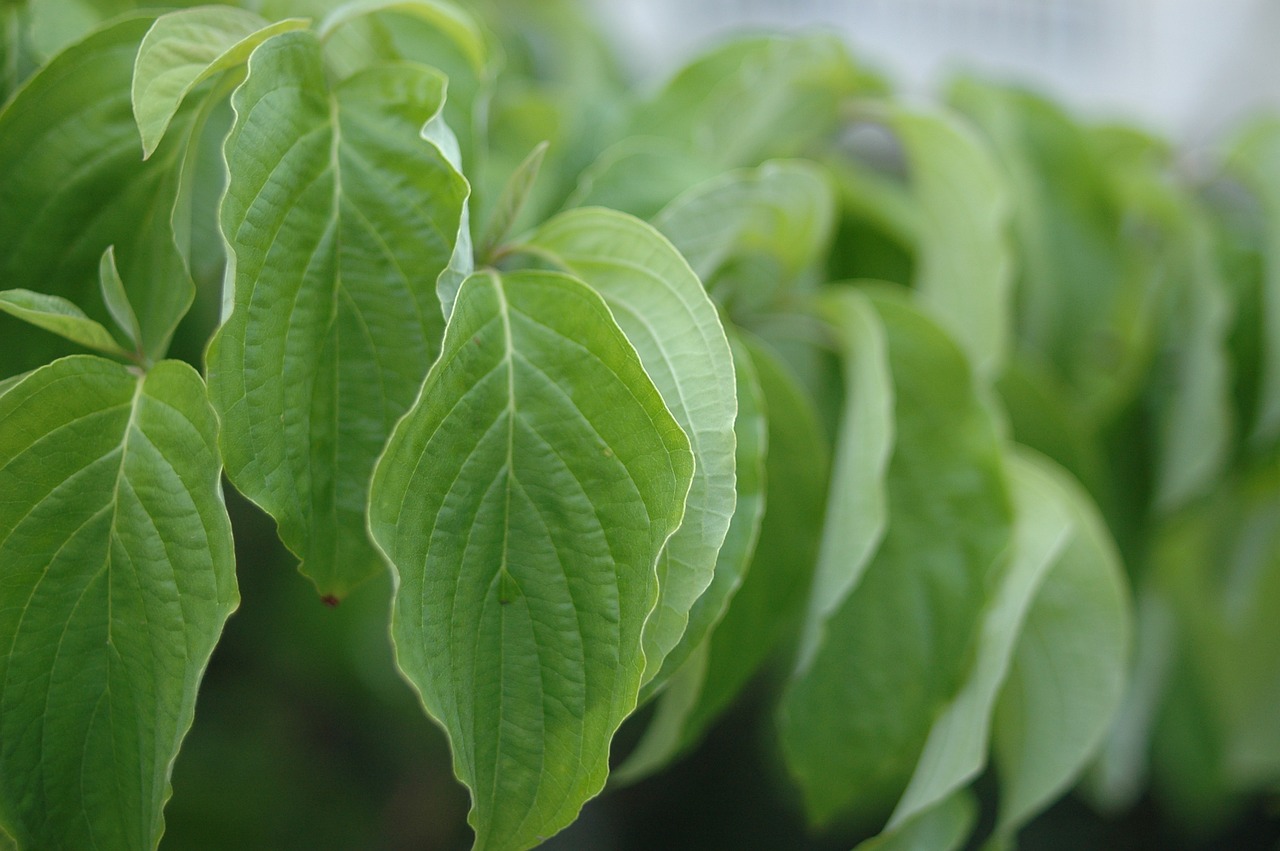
[
  {"left": 652, "top": 159, "right": 835, "bottom": 312},
  {"left": 0, "top": 288, "right": 132, "bottom": 358},
  {"left": 518, "top": 208, "right": 737, "bottom": 689},
  {"left": 0, "top": 356, "right": 238, "bottom": 850},
  {"left": 368, "top": 270, "right": 694, "bottom": 851},
  {"left": 207, "top": 31, "right": 469, "bottom": 598},
  {"left": 478, "top": 139, "right": 548, "bottom": 261},
  {"left": 132, "top": 5, "right": 308, "bottom": 158},
  {"left": 97, "top": 245, "right": 142, "bottom": 351},
  {"left": 0, "top": 15, "right": 197, "bottom": 376},
  {"left": 779, "top": 289, "right": 1012, "bottom": 827}
]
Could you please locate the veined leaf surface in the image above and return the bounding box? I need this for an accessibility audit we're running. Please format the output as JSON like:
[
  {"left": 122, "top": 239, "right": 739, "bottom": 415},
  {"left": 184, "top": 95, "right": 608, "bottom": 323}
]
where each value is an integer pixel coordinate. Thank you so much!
[
  {"left": 206, "top": 31, "right": 468, "bottom": 598},
  {"left": 0, "top": 356, "right": 237, "bottom": 850},
  {"left": 368, "top": 270, "right": 693, "bottom": 851},
  {"left": 519, "top": 208, "right": 737, "bottom": 689}
]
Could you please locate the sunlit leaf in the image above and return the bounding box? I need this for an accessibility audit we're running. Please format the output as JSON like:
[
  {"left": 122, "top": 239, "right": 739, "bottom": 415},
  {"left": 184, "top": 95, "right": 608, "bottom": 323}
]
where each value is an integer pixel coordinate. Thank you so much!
[
  {"left": 368, "top": 270, "right": 693, "bottom": 851},
  {"left": 0, "top": 288, "right": 132, "bottom": 359},
  {"left": 518, "top": 208, "right": 737, "bottom": 688}
]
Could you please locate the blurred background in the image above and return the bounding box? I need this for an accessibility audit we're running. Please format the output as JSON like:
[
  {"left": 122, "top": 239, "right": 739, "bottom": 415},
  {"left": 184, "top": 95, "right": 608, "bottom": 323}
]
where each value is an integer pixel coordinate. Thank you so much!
[{"left": 154, "top": 2, "right": 1280, "bottom": 849}]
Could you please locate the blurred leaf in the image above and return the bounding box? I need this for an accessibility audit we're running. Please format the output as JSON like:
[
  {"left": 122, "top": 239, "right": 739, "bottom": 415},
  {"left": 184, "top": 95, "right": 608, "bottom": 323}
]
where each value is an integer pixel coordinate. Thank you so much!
[
  {"left": 653, "top": 159, "right": 835, "bottom": 313},
  {"left": 0, "top": 356, "right": 237, "bottom": 849},
  {"left": 990, "top": 455, "right": 1131, "bottom": 840},
  {"left": 477, "top": 139, "right": 547, "bottom": 261},
  {"left": 890, "top": 104, "right": 1013, "bottom": 378},
  {"left": 885, "top": 450, "right": 1076, "bottom": 833},
  {"left": 0, "top": 288, "right": 132, "bottom": 358},
  {"left": 368, "top": 270, "right": 693, "bottom": 851},
  {"left": 780, "top": 288, "right": 1012, "bottom": 827},
  {"left": 206, "top": 31, "right": 468, "bottom": 598},
  {"left": 0, "top": 15, "right": 197, "bottom": 375},
  {"left": 794, "top": 288, "right": 893, "bottom": 672},
  {"left": 1225, "top": 118, "right": 1280, "bottom": 447},
  {"left": 857, "top": 791, "right": 977, "bottom": 851},
  {"left": 132, "top": 5, "right": 307, "bottom": 158},
  {"left": 519, "top": 208, "right": 737, "bottom": 690}
]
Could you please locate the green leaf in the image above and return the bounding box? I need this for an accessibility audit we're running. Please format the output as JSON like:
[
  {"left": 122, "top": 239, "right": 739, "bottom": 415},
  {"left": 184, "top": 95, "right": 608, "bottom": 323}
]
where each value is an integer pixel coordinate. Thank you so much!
[
  {"left": 518, "top": 208, "right": 737, "bottom": 688},
  {"left": 0, "top": 356, "right": 238, "bottom": 850},
  {"left": 0, "top": 288, "right": 132, "bottom": 359},
  {"left": 635, "top": 34, "right": 874, "bottom": 170},
  {"left": 367, "top": 270, "right": 694, "bottom": 851},
  {"left": 317, "top": 0, "right": 488, "bottom": 76},
  {"left": 567, "top": 136, "right": 717, "bottom": 220},
  {"left": 1224, "top": 118, "right": 1280, "bottom": 446},
  {"left": 652, "top": 159, "right": 835, "bottom": 311},
  {"left": 0, "top": 15, "right": 197, "bottom": 376},
  {"left": 667, "top": 334, "right": 829, "bottom": 754},
  {"left": 990, "top": 454, "right": 1131, "bottom": 840},
  {"left": 890, "top": 104, "right": 1013, "bottom": 378},
  {"left": 856, "top": 790, "right": 977, "bottom": 851},
  {"left": 794, "top": 288, "right": 894, "bottom": 672},
  {"left": 614, "top": 331, "right": 768, "bottom": 781},
  {"left": 131, "top": 5, "right": 308, "bottom": 159},
  {"left": 1153, "top": 459, "right": 1280, "bottom": 794},
  {"left": 97, "top": 246, "right": 142, "bottom": 353},
  {"left": 477, "top": 139, "right": 548, "bottom": 262},
  {"left": 883, "top": 449, "right": 1076, "bottom": 833},
  {"left": 206, "top": 30, "right": 468, "bottom": 598},
  {"left": 779, "top": 289, "right": 1012, "bottom": 827}
]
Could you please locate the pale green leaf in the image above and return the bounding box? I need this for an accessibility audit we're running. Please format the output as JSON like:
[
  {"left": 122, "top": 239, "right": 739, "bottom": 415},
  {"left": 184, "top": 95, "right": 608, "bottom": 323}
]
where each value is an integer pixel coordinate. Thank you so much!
[
  {"left": 856, "top": 790, "right": 977, "bottom": 851},
  {"left": 652, "top": 159, "right": 835, "bottom": 310},
  {"left": 891, "top": 104, "right": 1013, "bottom": 378},
  {"left": 97, "top": 245, "right": 142, "bottom": 352},
  {"left": 615, "top": 332, "right": 768, "bottom": 780},
  {"left": 478, "top": 139, "right": 548, "bottom": 262},
  {"left": 991, "top": 455, "right": 1130, "bottom": 839},
  {"left": 794, "top": 288, "right": 893, "bottom": 672},
  {"left": 0, "top": 356, "right": 238, "bottom": 850},
  {"left": 670, "top": 334, "right": 829, "bottom": 753},
  {"left": 317, "top": 0, "right": 488, "bottom": 76},
  {"left": 0, "top": 288, "right": 132, "bottom": 358},
  {"left": 518, "top": 208, "right": 737, "bottom": 688},
  {"left": 567, "top": 136, "right": 717, "bottom": 220},
  {"left": 206, "top": 31, "right": 468, "bottom": 598},
  {"left": 780, "top": 289, "right": 1012, "bottom": 827},
  {"left": 368, "top": 270, "right": 694, "bottom": 851},
  {"left": 0, "top": 15, "right": 196, "bottom": 376},
  {"left": 885, "top": 449, "right": 1076, "bottom": 830},
  {"left": 132, "top": 6, "right": 308, "bottom": 159}
]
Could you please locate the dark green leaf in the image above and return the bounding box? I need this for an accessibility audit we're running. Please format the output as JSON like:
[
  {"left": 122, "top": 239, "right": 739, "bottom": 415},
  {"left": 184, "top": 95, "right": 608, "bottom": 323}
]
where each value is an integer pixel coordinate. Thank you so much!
[
  {"left": 0, "top": 356, "right": 238, "bottom": 850},
  {"left": 206, "top": 31, "right": 469, "bottom": 598}
]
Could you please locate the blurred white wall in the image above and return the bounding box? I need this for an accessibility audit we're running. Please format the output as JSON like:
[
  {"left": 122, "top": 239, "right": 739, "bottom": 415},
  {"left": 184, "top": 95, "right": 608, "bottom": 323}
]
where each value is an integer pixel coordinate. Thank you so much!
[{"left": 593, "top": 0, "right": 1280, "bottom": 146}]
